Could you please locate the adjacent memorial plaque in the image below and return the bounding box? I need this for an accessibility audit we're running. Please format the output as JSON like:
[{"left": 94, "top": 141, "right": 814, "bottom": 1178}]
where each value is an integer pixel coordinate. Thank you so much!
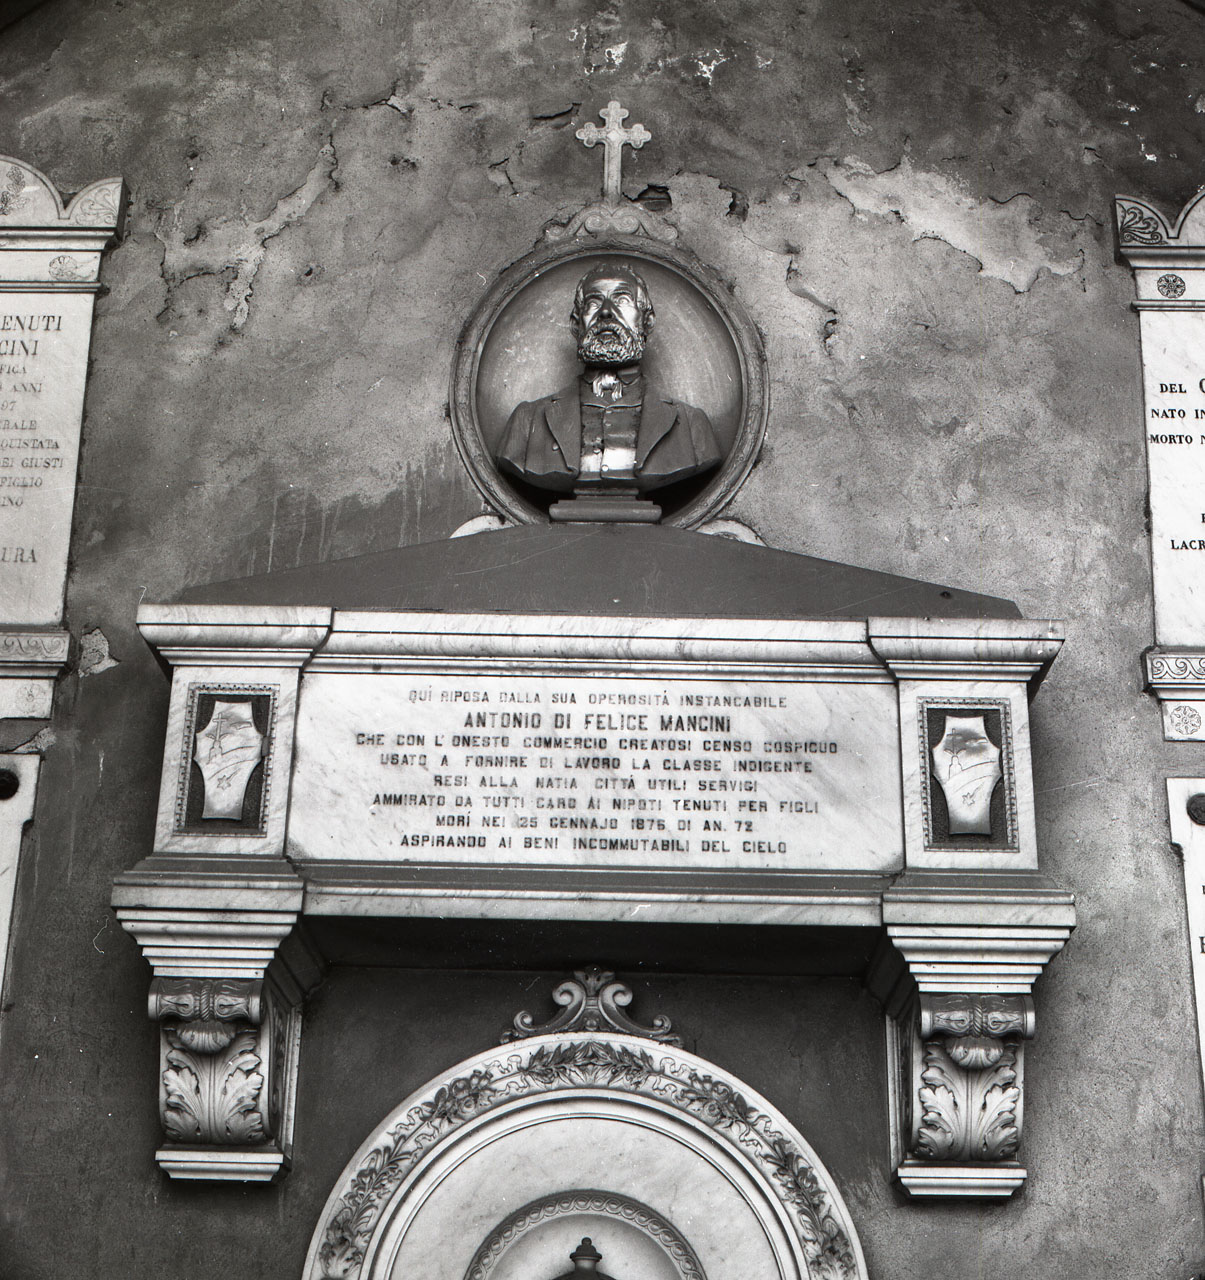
[
  {"left": 0, "top": 157, "right": 123, "bottom": 624},
  {"left": 1117, "top": 193, "right": 1205, "bottom": 648},
  {"left": 1116, "top": 192, "right": 1205, "bottom": 737},
  {"left": 1135, "top": 308, "right": 1205, "bottom": 646},
  {"left": 289, "top": 672, "right": 901, "bottom": 871}
]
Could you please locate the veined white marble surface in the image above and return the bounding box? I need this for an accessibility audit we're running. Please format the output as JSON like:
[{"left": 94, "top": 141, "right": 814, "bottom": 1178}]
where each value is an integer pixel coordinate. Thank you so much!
[
  {"left": 0, "top": 158, "right": 122, "bottom": 626},
  {"left": 288, "top": 671, "right": 903, "bottom": 873},
  {"left": 312, "top": 611, "right": 885, "bottom": 680},
  {"left": 1167, "top": 780, "right": 1205, "bottom": 1111},
  {"left": 153, "top": 664, "right": 300, "bottom": 858},
  {"left": 0, "top": 753, "right": 40, "bottom": 1010},
  {"left": 1138, "top": 309, "right": 1205, "bottom": 644},
  {"left": 0, "top": 292, "right": 97, "bottom": 624},
  {"left": 897, "top": 681, "right": 1038, "bottom": 871},
  {"left": 304, "top": 1032, "right": 868, "bottom": 1280}
]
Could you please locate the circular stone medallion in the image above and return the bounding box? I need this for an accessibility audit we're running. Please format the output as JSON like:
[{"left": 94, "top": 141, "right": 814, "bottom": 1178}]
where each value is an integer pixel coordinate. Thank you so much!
[{"left": 449, "top": 235, "right": 768, "bottom": 528}]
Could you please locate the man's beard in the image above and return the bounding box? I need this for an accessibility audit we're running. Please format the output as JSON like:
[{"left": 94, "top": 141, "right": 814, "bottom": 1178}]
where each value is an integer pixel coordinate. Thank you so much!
[{"left": 578, "top": 321, "right": 645, "bottom": 366}]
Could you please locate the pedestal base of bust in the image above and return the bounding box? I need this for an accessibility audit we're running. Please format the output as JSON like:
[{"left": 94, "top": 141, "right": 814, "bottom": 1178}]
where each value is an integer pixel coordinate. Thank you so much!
[{"left": 549, "top": 487, "right": 662, "bottom": 523}]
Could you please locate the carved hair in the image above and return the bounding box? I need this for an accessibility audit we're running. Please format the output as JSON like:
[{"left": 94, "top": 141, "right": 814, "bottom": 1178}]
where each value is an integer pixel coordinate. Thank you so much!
[{"left": 570, "top": 261, "right": 655, "bottom": 336}]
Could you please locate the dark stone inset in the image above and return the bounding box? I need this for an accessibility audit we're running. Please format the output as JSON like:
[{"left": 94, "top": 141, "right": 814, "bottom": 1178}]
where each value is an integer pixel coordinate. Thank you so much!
[
  {"left": 0, "top": 768, "right": 20, "bottom": 801},
  {"left": 1187, "top": 793, "right": 1205, "bottom": 827},
  {"left": 181, "top": 693, "right": 271, "bottom": 833},
  {"left": 924, "top": 706, "right": 1012, "bottom": 849}
]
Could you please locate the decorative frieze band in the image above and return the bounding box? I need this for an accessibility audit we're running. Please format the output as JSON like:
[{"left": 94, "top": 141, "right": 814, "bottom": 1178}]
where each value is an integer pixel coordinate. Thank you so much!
[
  {"left": 1145, "top": 650, "right": 1205, "bottom": 740},
  {"left": 0, "top": 627, "right": 69, "bottom": 717}
]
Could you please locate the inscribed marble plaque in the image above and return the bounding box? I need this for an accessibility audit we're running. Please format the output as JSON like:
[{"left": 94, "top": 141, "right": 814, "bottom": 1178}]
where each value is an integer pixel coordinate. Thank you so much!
[
  {"left": 0, "top": 157, "right": 123, "bottom": 625},
  {"left": 0, "top": 294, "right": 94, "bottom": 621},
  {"left": 288, "top": 672, "right": 902, "bottom": 871},
  {"left": 1140, "top": 309, "right": 1205, "bottom": 645}
]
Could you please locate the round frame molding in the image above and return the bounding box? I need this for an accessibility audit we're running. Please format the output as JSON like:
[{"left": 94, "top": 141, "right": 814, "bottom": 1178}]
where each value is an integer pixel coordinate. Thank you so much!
[
  {"left": 464, "top": 1189, "right": 706, "bottom": 1280},
  {"left": 303, "top": 1033, "right": 867, "bottom": 1280},
  {"left": 449, "top": 234, "right": 769, "bottom": 529}
]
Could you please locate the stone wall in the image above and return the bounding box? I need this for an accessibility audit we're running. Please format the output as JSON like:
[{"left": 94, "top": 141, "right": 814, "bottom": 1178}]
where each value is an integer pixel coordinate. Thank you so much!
[{"left": 1, "top": 0, "right": 1203, "bottom": 1276}]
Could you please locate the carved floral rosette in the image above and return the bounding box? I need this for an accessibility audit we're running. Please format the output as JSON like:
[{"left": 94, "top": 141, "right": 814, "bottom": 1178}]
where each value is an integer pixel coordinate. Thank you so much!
[{"left": 304, "top": 1033, "right": 868, "bottom": 1280}]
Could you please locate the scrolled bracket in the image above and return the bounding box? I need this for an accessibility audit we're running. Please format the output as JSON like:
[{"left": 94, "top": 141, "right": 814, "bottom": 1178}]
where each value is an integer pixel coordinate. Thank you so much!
[
  {"left": 886, "top": 992, "right": 1032, "bottom": 1196},
  {"left": 918, "top": 993, "right": 1035, "bottom": 1069},
  {"left": 868, "top": 897, "right": 1072, "bottom": 1200},
  {"left": 150, "top": 973, "right": 302, "bottom": 1181}
]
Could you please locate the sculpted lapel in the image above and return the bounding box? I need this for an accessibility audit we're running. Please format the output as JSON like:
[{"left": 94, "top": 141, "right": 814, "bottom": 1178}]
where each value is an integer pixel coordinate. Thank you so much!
[
  {"left": 635, "top": 396, "right": 680, "bottom": 469},
  {"left": 543, "top": 391, "right": 583, "bottom": 475}
]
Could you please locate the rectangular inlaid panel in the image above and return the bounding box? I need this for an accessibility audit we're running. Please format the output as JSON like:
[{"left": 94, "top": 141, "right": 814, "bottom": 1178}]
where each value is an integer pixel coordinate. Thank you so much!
[{"left": 288, "top": 672, "right": 902, "bottom": 871}]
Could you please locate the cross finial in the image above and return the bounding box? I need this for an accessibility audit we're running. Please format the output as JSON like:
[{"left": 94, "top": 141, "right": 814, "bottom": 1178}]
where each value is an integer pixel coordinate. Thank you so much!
[{"left": 576, "top": 101, "right": 651, "bottom": 206}]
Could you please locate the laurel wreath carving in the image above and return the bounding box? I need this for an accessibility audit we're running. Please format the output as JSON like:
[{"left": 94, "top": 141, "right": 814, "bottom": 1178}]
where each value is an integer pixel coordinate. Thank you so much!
[{"left": 315, "top": 1037, "right": 857, "bottom": 1280}]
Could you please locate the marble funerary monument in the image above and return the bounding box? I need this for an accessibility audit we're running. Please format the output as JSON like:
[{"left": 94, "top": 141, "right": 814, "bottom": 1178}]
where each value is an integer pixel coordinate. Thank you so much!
[{"left": 98, "top": 105, "right": 1078, "bottom": 1278}]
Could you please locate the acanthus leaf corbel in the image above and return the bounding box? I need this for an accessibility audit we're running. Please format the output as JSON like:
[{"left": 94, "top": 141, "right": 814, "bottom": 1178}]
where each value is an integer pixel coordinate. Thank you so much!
[
  {"left": 869, "top": 878, "right": 1073, "bottom": 1199},
  {"left": 113, "top": 875, "right": 321, "bottom": 1182}
]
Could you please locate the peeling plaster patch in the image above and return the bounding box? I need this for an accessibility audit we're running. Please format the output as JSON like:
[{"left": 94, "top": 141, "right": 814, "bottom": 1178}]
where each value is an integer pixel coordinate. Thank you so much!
[
  {"left": 695, "top": 52, "right": 730, "bottom": 84},
  {"left": 78, "top": 628, "right": 118, "bottom": 678},
  {"left": 818, "top": 154, "right": 1082, "bottom": 292},
  {"left": 842, "top": 45, "right": 871, "bottom": 138},
  {"left": 844, "top": 93, "right": 872, "bottom": 137},
  {"left": 155, "top": 137, "right": 338, "bottom": 333},
  {"left": 13, "top": 726, "right": 54, "bottom": 754}
]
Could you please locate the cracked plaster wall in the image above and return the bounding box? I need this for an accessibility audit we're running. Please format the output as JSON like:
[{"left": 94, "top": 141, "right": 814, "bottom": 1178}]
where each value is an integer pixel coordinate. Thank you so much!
[{"left": 0, "top": 0, "right": 1203, "bottom": 1277}]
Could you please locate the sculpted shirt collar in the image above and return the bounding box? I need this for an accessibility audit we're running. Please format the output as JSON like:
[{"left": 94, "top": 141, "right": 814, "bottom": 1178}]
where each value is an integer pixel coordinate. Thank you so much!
[{"left": 581, "top": 364, "right": 643, "bottom": 404}]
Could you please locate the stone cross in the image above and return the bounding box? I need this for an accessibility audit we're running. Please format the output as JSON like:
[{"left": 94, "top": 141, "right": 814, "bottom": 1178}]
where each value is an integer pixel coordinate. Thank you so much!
[{"left": 576, "top": 100, "right": 651, "bottom": 205}]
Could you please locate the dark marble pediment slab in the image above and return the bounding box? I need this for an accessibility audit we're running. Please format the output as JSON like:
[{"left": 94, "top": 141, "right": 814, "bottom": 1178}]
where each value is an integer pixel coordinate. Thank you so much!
[{"left": 175, "top": 523, "right": 1019, "bottom": 619}]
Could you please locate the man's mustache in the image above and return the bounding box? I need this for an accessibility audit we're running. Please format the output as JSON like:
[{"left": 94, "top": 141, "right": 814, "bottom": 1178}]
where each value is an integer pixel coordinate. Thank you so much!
[{"left": 586, "top": 318, "right": 639, "bottom": 338}]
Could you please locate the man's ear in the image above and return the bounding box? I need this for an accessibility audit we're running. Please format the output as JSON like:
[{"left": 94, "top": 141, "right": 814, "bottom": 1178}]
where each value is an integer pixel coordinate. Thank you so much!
[{"left": 642, "top": 309, "right": 656, "bottom": 338}]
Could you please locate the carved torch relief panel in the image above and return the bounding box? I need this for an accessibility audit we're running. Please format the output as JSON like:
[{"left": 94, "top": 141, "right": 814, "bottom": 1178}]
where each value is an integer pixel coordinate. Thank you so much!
[
  {"left": 920, "top": 701, "right": 1017, "bottom": 852},
  {"left": 152, "top": 672, "right": 292, "bottom": 857},
  {"left": 177, "top": 686, "right": 275, "bottom": 830}
]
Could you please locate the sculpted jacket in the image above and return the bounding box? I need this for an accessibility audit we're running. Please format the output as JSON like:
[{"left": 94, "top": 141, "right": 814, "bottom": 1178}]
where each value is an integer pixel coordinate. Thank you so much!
[{"left": 496, "top": 379, "right": 722, "bottom": 493}]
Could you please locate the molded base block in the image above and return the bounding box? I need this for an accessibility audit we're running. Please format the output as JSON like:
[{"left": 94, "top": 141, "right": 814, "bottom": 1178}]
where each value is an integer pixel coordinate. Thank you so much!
[
  {"left": 549, "top": 491, "right": 661, "bottom": 523},
  {"left": 156, "top": 1146, "right": 287, "bottom": 1182},
  {"left": 896, "top": 1160, "right": 1026, "bottom": 1198}
]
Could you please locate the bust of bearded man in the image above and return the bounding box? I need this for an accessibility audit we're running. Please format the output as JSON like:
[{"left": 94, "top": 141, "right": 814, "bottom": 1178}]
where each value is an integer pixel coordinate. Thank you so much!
[{"left": 496, "top": 262, "right": 722, "bottom": 503}]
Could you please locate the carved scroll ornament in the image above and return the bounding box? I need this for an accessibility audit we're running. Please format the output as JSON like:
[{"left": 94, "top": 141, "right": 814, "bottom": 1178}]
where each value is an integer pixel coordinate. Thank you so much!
[
  {"left": 919, "top": 993, "right": 1034, "bottom": 1069},
  {"left": 503, "top": 967, "right": 681, "bottom": 1044},
  {"left": 1116, "top": 197, "right": 1168, "bottom": 246}
]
